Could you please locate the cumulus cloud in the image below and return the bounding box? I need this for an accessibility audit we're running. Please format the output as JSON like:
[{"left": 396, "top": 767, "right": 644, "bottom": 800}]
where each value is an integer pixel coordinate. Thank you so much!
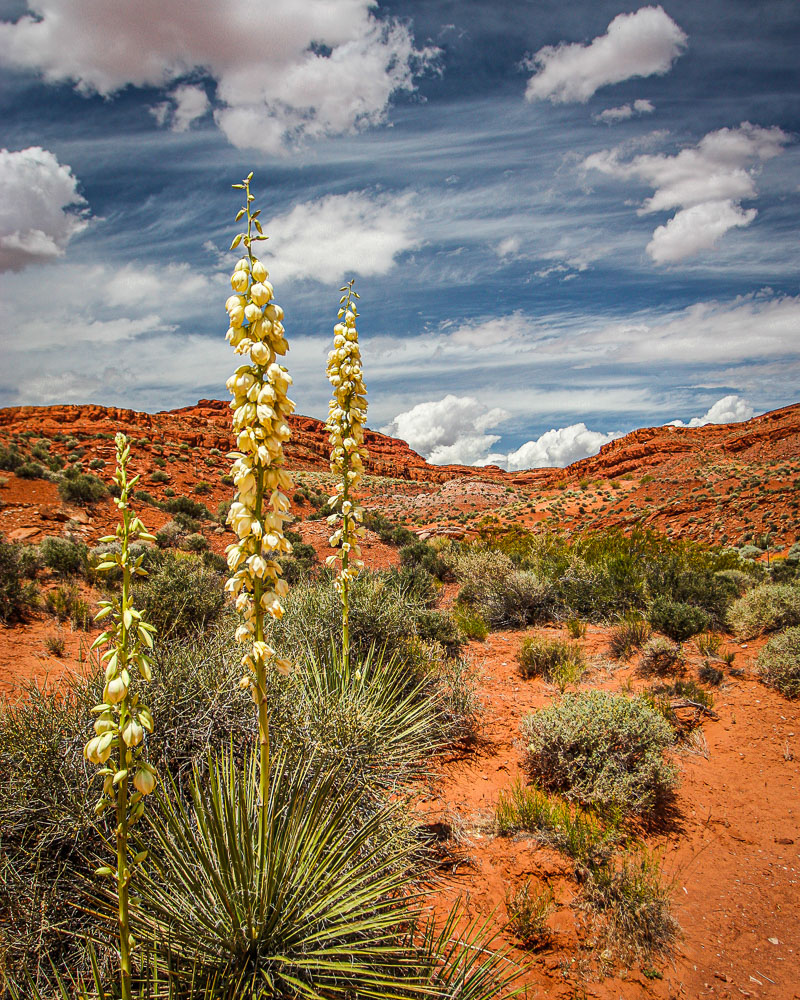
[
  {"left": 382, "top": 395, "right": 510, "bottom": 466},
  {"left": 263, "top": 191, "right": 420, "bottom": 284},
  {"left": 585, "top": 122, "right": 789, "bottom": 262},
  {"left": 0, "top": 1, "right": 437, "bottom": 154},
  {"left": 525, "top": 6, "right": 686, "bottom": 104},
  {"left": 492, "top": 424, "right": 622, "bottom": 471},
  {"left": 646, "top": 200, "right": 757, "bottom": 264},
  {"left": 0, "top": 146, "right": 89, "bottom": 271},
  {"left": 594, "top": 98, "right": 654, "bottom": 124},
  {"left": 668, "top": 394, "right": 755, "bottom": 428},
  {"left": 150, "top": 84, "right": 210, "bottom": 132}
]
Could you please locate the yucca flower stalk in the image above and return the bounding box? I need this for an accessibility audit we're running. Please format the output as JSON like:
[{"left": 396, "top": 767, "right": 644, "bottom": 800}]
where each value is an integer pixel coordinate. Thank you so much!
[
  {"left": 324, "top": 279, "right": 368, "bottom": 677},
  {"left": 223, "top": 172, "right": 294, "bottom": 852},
  {"left": 84, "top": 432, "right": 158, "bottom": 1000}
]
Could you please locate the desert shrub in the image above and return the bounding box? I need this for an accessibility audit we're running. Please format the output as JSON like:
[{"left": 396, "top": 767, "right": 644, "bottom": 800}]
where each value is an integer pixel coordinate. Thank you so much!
[
  {"left": 769, "top": 558, "right": 799, "bottom": 583},
  {"left": 518, "top": 636, "right": 585, "bottom": 689},
  {"left": 183, "top": 531, "right": 209, "bottom": 552},
  {"left": 414, "top": 608, "right": 464, "bottom": 657},
  {"left": 217, "top": 498, "right": 232, "bottom": 524},
  {"left": 786, "top": 542, "right": 800, "bottom": 564},
  {"left": 277, "top": 529, "right": 318, "bottom": 584},
  {"left": 385, "top": 563, "right": 440, "bottom": 608},
  {"left": 44, "top": 584, "right": 91, "bottom": 629},
  {"left": 738, "top": 544, "right": 763, "bottom": 560},
  {"left": 400, "top": 540, "right": 452, "bottom": 581},
  {"left": 132, "top": 550, "right": 226, "bottom": 638},
  {"left": 757, "top": 627, "right": 800, "bottom": 698},
  {"left": 0, "top": 445, "right": 24, "bottom": 471},
  {"left": 88, "top": 457, "right": 104, "bottom": 470},
  {"left": 155, "top": 519, "right": 184, "bottom": 548},
  {"left": 270, "top": 573, "right": 452, "bottom": 678},
  {"left": 504, "top": 880, "right": 553, "bottom": 947},
  {"left": 638, "top": 636, "right": 683, "bottom": 677},
  {"left": 452, "top": 604, "right": 489, "bottom": 641},
  {"left": 583, "top": 848, "right": 677, "bottom": 961},
  {"left": 44, "top": 633, "right": 65, "bottom": 656},
  {"left": 715, "top": 568, "right": 758, "bottom": 596},
  {"left": 698, "top": 662, "right": 724, "bottom": 686},
  {"left": 696, "top": 631, "right": 722, "bottom": 656},
  {"left": 193, "top": 480, "right": 212, "bottom": 495},
  {"left": 649, "top": 597, "right": 709, "bottom": 641},
  {"left": 566, "top": 616, "right": 587, "bottom": 638},
  {"left": 522, "top": 691, "right": 677, "bottom": 817},
  {"left": 57, "top": 469, "right": 107, "bottom": 504},
  {"left": 728, "top": 583, "right": 800, "bottom": 638},
  {"left": 453, "top": 547, "right": 515, "bottom": 603},
  {"left": 608, "top": 616, "right": 651, "bottom": 659},
  {"left": 39, "top": 535, "right": 87, "bottom": 577},
  {"left": 150, "top": 468, "right": 169, "bottom": 483},
  {"left": 462, "top": 565, "right": 557, "bottom": 630},
  {"left": 15, "top": 461, "right": 47, "bottom": 479},
  {"left": 0, "top": 535, "right": 40, "bottom": 623},
  {"left": 162, "top": 495, "right": 211, "bottom": 520}
]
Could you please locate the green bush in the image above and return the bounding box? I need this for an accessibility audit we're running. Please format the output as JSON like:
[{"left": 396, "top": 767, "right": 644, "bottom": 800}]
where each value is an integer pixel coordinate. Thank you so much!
[
  {"left": 39, "top": 536, "right": 87, "bottom": 577},
  {"left": 44, "top": 584, "right": 91, "bottom": 629},
  {"left": 57, "top": 469, "right": 107, "bottom": 504},
  {"left": 757, "top": 627, "right": 800, "bottom": 698},
  {"left": 132, "top": 551, "right": 226, "bottom": 637},
  {"left": 163, "top": 495, "right": 211, "bottom": 520},
  {"left": 16, "top": 461, "right": 48, "bottom": 479},
  {"left": 608, "top": 616, "right": 651, "bottom": 659},
  {"left": 649, "top": 597, "right": 709, "bottom": 641},
  {"left": 522, "top": 690, "right": 677, "bottom": 817},
  {"left": 400, "top": 540, "right": 452, "bottom": 581},
  {"left": 0, "top": 445, "right": 24, "bottom": 471},
  {"left": 518, "top": 636, "right": 585, "bottom": 689},
  {"left": 452, "top": 604, "right": 489, "bottom": 641},
  {"left": 0, "top": 535, "right": 39, "bottom": 623},
  {"left": 728, "top": 583, "right": 800, "bottom": 638},
  {"left": 183, "top": 531, "right": 209, "bottom": 552},
  {"left": 150, "top": 469, "right": 170, "bottom": 483}
]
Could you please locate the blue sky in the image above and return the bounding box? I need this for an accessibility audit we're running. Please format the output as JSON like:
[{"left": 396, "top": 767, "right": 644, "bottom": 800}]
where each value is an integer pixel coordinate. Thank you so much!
[{"left": 0, "top": 0, "right": 798, "bottom": 467}]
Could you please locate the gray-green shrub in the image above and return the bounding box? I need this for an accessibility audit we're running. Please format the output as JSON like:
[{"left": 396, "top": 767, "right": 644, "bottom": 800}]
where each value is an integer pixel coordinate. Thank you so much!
[
  {"left": 728, "top": 583, "right": 800, "bottom": 638},
  {"left": 522, "top": 690, "right": 677, "bottom": 817},
  {"left": 757, "top": 627, "right": 800, "bottom": 698}
]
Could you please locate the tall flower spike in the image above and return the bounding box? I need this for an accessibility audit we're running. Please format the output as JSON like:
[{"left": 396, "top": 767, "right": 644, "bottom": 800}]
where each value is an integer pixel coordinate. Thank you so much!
[
  {"left": 85, "top": 432, "right": 158, "bottom": 1000},
  {"left": 225, "top": 173, "right": 294, "bottom": 851},
  {"left": 325, "top": 278, "right": 368, "bottom": 677}
]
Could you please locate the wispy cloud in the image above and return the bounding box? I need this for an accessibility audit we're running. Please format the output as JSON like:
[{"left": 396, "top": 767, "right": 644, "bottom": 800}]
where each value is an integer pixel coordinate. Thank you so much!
[{"left": 593, "top": 98, "right": 654, "bottom": 124}]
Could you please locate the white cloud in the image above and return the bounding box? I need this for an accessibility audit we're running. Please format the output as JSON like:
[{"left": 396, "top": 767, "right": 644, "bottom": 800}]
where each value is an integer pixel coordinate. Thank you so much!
[
  {"left": 668, "top": 394, "right": 755, "bottom": 428},
  {"left": 525, "top": 6, "right": 686, "bottom": 104},
  {"left": 646, "top": 200, "right": 757, "bottom": 263},
  {"left": 496, "top": 235, "right": 521, "bottom": 258},
  {"left": 0, "top": 1, "right": 437, "bottom": 154},
  {"left": 594, "top": 98, "right": 654, "bottom": 124},
  {"left": 0, "top": 146, "right": 89, "bottom": 271},
  {"left": 584, "top": 122, "right": 789, "bottom": 262},
  {"left": 263, "top": 191, "right": 421, "bottom": 284},
  {"left": 495, "top": 423, "right": 622, "bottom": 470},
  {"left": 150, "top": 84, "right": 210, "bottom": 132},
  {"left": 382, "top": 395, "right": 510, "bottom": 466}
]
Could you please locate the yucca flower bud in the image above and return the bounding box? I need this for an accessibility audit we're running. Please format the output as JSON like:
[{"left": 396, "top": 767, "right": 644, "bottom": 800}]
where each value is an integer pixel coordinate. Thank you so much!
[{"left": 133, "top": 764, "right": 157, "bottom": 796}]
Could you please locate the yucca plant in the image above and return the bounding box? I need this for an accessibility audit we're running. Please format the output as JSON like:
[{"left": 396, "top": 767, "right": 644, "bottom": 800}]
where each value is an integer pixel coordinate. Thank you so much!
[{"left": 133, "top": 750, "right": 424, "bottom": 997}]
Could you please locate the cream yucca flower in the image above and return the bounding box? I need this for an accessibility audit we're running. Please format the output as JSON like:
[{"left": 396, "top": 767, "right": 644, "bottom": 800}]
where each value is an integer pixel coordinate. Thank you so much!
[
  {"left": 84, "top": 433, "right": 158, "bottom": 1000},
  {"left": 325, "top": 279, "right": 368, "bottom": 674},
  {"left": 224, "top": 174, "right": 294, "bottom": 801}
]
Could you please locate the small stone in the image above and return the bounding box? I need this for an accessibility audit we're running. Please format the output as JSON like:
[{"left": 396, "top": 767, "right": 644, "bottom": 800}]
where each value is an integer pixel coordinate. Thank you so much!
[{"left": 769, "top": 937, "right": 780, "bottom": 945}]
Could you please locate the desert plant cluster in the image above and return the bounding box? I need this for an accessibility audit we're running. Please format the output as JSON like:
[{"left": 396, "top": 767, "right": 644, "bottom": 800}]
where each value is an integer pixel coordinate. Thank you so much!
[{"left": 0, "top": 175, "right": 799, "bottom": 999}]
